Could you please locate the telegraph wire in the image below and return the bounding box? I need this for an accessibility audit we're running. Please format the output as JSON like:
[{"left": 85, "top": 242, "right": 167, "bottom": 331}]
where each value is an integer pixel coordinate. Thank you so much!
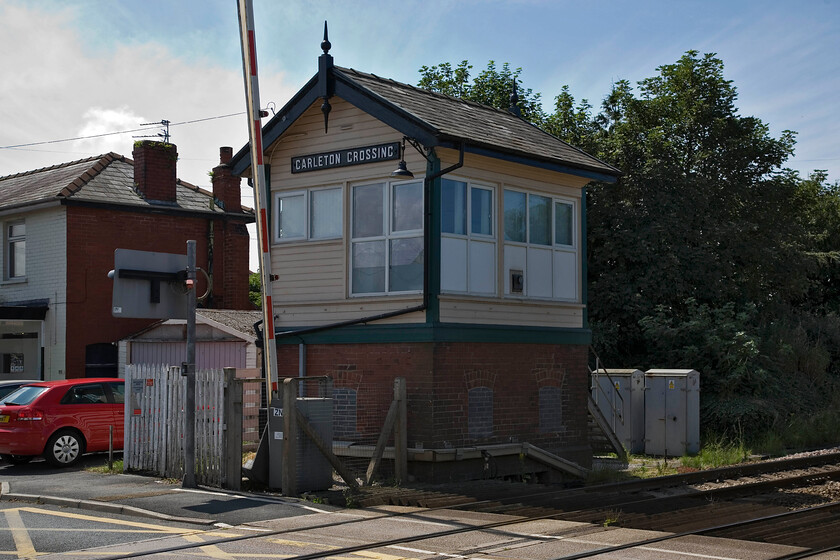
[{"left": 0, "top": 111, "right": 246, "bottom": 150}]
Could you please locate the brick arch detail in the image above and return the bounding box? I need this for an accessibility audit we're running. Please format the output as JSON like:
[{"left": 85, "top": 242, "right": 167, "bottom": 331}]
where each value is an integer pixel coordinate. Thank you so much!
[
  {"left": 532, "top": 362, "right": 567, "bottom": 389},
  {"left": 330, "top": 365, "right": 363, "bottom": 389},
  {"left": 464, "top": 369, "right": 496, "bottom": 390}
]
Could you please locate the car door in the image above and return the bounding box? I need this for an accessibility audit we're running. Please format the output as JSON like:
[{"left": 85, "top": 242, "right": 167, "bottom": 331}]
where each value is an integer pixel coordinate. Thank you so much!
[
  {"left": 59, "top": 382, "right": 113, "bottom": 452},
  {"left": 105, "top": 381, "right": 125, "bottom": 449}
]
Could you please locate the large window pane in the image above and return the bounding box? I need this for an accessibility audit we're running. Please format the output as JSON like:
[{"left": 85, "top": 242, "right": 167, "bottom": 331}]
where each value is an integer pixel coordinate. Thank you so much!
[
  {"left": 352, "top": 240, "right": 385, "bottom": 293},
  {"left": 555, "top": 201, "right": 573, "bottom": 246},
  {"left": 353, "top": 184, "right": 384, "bottom": 238},
  {"left": 441, "top": 179, "right": 466, "bottom": 235},
  {"left": 529, "top": 194, "right": 551, "bottom": 246},
  {"left": 504, "top": 190, "right": 526, "bottom": 242},
  {"left": 7, "top": 222, "right": 25, "bottom": 279},
  {"left": 310, "top": 188, "right": 342, "bottom": 239},
  {"left": 471, "top": 187, "right": 493, "bottom": 236},
  {"left": 392, "top": 182, "right": 423, "bottom": 232},
  {"left": 389, "top": 237, "right": 423, "bottom": 292},
  {"left": 277, "top": 194, "right": 305, "bottom": 239},
  {"left": 10, "top": 241, "right": 24, "bottom": 277}
]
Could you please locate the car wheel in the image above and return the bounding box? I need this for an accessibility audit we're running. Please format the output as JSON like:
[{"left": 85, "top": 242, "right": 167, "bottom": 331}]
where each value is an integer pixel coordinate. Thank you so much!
[
  {"left": 0, "top": 454, "right": 33, "bottom": 465},
  {"left": 45, "top": 430, "right": 85, "bottom": 467}
]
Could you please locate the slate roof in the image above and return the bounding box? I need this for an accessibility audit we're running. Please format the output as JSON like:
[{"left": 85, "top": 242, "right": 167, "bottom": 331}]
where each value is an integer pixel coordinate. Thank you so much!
[
  {"left": 0, "top": 153, "right": 251, "bottom": 214},
  {"left": 232, "top": 63, "right": 619, "bottom": 181},
  {"left": 335, "top": 67, "right": 619, "bottom": 178}
]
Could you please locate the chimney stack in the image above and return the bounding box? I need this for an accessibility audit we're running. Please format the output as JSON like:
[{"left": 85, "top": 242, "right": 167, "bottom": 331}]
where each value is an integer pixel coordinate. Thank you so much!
[
  {"left": 212, "top": 147, "right": 242, "bottom": 212},
  {"left": 133, "top": 141, "right": 178, "bottom": 203}
]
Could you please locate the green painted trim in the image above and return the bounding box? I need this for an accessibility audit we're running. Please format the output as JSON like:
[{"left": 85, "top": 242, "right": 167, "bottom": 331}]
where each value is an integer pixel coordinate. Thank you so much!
[
  {"left": 581, "top": 187, "right": 588, "bottom": 329},
  {"left": 275, "top": 322, "right": 592, "bottom": 346},
  {"left": 426, "top": 153, "right": 442, "bottom": 325}
]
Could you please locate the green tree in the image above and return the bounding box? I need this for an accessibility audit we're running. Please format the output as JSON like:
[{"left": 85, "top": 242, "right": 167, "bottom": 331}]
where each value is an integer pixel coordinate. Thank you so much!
[
  {"left": 418, "top": 60, "right": 546, "bottom": 124},
  {"left": 585, "top": 52, "right": 807, "bottom": 364},
  {"left": 249, "top": 271, "right": 261, "bottom": 309}
]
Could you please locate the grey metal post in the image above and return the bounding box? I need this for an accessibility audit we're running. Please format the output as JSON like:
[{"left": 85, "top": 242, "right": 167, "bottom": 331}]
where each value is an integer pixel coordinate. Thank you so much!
[
  {"left": 183, "top": 240, "right": 197, "bottom": 488},
  {"left": 223, "top": 367, "right": 243, "bottom": 490},
  {"left": 281, "top": 378, "right": 297, "bottom": 497}
]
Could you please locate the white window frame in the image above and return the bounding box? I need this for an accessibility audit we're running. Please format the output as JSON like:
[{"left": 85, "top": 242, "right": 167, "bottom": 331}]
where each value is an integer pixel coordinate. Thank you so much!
[
  {"left": 440, "top": 178, "right": 497, "bottom": 295},
  {"left": 5, "top": 220, "right": 25, "bottom": 281},
  {"left": 503, "top": 188, "right": 578, "bottom": 301},
  {"left": 273, "top": 186, "right": 342, "bottom": 243},
  {"left": 350, "top": 178, "right": 424, "bottom": 296}
]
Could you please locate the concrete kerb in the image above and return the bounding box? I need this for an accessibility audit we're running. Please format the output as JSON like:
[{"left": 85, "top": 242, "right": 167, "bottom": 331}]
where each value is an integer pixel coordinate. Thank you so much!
[{"left": 0, "top": 481, "right": 215, "bottom": 525}]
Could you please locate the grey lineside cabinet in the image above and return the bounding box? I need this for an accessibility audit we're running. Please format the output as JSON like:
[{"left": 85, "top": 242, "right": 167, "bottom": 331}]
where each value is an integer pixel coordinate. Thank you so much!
[
  {"left": 643, "top": 369, "right": 701, "bottom": 457},
  {"left": 591, "top": 369, "right": 646, "bottom": 454}
]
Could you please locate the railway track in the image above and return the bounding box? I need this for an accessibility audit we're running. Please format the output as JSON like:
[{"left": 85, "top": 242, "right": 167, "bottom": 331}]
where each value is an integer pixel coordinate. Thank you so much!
[
  {"left": 345, "top": 450, "right": 840, "bottom": 549},
  {"left": 91, "top": 450, "right": 840, "bottom": 559}
]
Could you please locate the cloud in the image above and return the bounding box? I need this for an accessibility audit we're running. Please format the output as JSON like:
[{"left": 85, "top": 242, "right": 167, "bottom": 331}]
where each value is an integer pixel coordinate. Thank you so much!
[{"left": 0, "top": 2, "right": 295, "bottom": 188}]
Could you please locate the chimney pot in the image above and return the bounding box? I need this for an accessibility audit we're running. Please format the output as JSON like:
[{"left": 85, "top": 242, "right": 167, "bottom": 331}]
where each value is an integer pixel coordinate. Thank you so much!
[{"left": 220, "top": 146, "right": 233, "bottom": 165}]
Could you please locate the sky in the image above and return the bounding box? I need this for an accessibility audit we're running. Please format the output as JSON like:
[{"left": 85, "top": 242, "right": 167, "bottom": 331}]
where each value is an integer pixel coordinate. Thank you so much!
[{"left": 1, "top": 0, "right": 838, "bottom": 270}]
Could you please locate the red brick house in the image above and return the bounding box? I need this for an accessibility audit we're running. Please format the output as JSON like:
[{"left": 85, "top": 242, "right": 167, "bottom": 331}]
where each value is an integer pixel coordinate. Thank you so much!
[
  {"left": 231, "top": 36, "right": 619, "bottom": 476},
  {"left": 0, "top": 141, "right": 253, "bottom": 380}
]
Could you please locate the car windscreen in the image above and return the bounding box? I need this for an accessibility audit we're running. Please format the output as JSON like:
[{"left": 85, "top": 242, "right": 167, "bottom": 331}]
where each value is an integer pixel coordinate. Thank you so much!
[
  {"left": 1, "top": 386, "right": 49, "bottom": 406},
  {"left": 0, "top": 384, "right": 25, "bottom": 401}
]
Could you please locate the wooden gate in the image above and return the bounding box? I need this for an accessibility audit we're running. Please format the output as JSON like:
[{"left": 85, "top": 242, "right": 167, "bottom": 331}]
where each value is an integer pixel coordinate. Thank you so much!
[{"left": 124, "top": 364, "right": 227, "bottom": 486}]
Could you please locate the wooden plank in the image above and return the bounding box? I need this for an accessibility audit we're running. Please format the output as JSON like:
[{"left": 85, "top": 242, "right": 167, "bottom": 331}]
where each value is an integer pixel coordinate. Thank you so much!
[
  {"left": 393, "top": 378, "right": 407, "bottom": 484},
  {"left": 365, "top": 399, "right": 398, "bottom": 485}
]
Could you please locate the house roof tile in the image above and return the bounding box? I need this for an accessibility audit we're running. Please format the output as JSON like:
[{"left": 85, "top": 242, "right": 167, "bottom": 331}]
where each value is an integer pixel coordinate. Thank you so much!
[{"left": 0, "top": 153, "right": 253, "bottom": 215}]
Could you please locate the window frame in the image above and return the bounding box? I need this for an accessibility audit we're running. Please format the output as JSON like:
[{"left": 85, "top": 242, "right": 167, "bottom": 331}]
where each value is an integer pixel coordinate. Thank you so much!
[
  {"left": 350, "top": 178, "right": 424, "bottom": 296},
  {"left": 503, "top": 187, "right": 579, "bottom": 301},
  {"left": 503, "top": 188, "right": 577, "bottom": 249},
  {"left": 440, "top": 178, "right": 497, "bottom": 296},
  {"left": 5, "top": 220, "right": 26, "bottom": 281},
  {"left": 273, "top": 186, "right": 343, "bottom": 243}
]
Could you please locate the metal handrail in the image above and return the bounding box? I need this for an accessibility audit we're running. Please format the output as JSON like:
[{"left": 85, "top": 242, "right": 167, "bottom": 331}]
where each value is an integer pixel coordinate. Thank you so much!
[{"left": 588, "top": 348, "right": 625, "bottom": 430}]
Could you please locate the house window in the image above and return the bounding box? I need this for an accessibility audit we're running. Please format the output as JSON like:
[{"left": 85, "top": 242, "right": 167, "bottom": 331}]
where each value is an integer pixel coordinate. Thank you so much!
[
  {"left": 441, "top": 179, "right": 496, "bottom": 295},
  {"left": 5, "top": 221, "right": 25, "bottom": 280},
  {"left": 503, "top": 189, "right": 578, "bottom": 300},
  {"left": 351, "top": 180, "right": 423, "bottom": 295},
  {"left": 274, "top": 187, "right": 342, "bottom": 242}
]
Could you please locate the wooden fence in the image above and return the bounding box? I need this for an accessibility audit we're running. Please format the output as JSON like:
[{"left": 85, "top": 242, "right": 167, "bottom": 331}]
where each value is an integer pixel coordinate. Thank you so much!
[{"left": 124, "top": 364, "right": 232, "bottom": 487}]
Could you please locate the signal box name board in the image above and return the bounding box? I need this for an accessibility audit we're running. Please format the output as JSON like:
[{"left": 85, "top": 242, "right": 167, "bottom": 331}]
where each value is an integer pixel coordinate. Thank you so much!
[{"left": 291, "top": 142, "right": 400, "bottom": 174}]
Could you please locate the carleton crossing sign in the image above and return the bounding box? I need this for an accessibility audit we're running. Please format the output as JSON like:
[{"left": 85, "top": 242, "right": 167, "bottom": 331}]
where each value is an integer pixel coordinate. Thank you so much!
[{"left": 291, "top": 141, "right": 400, "bottom": 174}]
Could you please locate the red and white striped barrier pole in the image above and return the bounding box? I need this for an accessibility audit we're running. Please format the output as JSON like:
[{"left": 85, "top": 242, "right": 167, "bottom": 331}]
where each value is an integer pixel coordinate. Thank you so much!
[{"left": 237, "top": 0, "right": 278, "bottom": 405}]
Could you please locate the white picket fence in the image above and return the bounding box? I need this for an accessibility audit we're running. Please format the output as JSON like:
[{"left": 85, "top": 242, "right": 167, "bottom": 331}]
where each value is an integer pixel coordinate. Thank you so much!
[{"left": 124, "top": 364, "right": 226, "bottom": 486}]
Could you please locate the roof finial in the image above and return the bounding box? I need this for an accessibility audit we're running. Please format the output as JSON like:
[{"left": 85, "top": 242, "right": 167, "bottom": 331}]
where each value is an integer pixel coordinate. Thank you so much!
[
  {"left": 321, "top": 21, "right": 331, "bottom": 54},
  {"left": 318, "top": 21, "right": 335, "bottom": 133},
  {"left": 509, "top": 78, "right": 521, "bottom": 117}
]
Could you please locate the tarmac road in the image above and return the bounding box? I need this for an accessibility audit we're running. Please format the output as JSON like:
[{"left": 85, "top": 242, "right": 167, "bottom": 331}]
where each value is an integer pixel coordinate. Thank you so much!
[
  {"left": 0, "top": 453, "right": 330, "bottom": 526},
  {"left": 0, "top": 454, "right": 821, "bottom": 560}
]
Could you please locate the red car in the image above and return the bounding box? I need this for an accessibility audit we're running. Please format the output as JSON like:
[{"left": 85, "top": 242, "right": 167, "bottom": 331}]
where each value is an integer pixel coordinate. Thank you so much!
[{"left": 0, "top": 378, "right": 124, "bottom": 467}]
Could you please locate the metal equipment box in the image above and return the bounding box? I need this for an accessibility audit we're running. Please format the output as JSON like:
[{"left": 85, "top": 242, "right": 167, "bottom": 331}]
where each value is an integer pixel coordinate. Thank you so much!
[
  {"left": 644, "top": 369, "right": 700, "bottom": 456},
  {"left": 267, "top": 397, "right": 334, "bottom": 491},
  {"left": 591, "top": 369, "right": 645, "bottom": 454}
]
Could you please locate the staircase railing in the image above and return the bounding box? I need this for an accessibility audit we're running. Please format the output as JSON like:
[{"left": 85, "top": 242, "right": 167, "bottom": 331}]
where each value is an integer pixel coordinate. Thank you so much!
[{"left": 588, "top": 347, "right": 628, "bottom": 462}]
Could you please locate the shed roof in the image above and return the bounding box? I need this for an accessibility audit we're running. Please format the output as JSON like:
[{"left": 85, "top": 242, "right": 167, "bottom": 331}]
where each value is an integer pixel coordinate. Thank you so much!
[
  {"left": 0, "top": 153, "right": 252, "bottom": 215},
  {"left": 123, "top": 309, "right": 262, "bottom": 343}
]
